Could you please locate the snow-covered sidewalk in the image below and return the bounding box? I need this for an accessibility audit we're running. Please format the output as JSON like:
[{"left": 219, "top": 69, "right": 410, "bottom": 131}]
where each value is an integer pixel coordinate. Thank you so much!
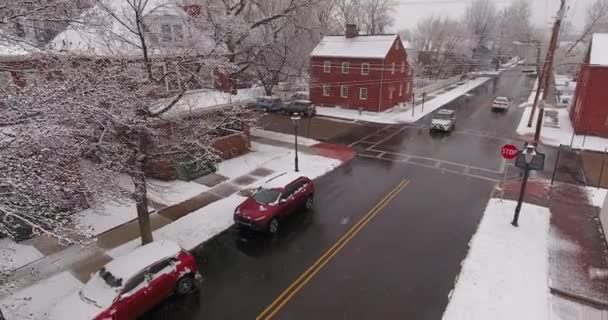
[
  {"left": 315, "top": 77, "right": 490, "bottom": 124},
  {"left": 443, "top": 199, "right": 551, "bottom": 320},
  {"left": 0, "top": 138, "right": 345, "bottom": 320},
  {"left": 517, "top": 106, "right": 608, "bottom": 152}
]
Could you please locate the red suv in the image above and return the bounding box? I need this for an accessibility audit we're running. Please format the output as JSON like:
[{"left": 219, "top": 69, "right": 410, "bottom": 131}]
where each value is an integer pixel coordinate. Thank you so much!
[
  {"left": 50, "top": 241, "right": 202, "bottom": 320},
  {"left": 234, "top": 175, "right": 315, "bottom": 233}
]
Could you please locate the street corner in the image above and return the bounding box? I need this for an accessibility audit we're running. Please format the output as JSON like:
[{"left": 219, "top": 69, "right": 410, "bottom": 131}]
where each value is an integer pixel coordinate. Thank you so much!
[
  {"left": 310, "top": 142, "right": 357, "bottom": 164},
  {"left": 500, "top": 178, "right": 551, "bottom": 207}
]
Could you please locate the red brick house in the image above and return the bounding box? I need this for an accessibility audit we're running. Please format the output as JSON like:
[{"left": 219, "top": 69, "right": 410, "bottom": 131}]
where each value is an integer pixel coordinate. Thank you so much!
[
  {"left": 309, "top": 24, "right": 412, "bottom": 112},
  {"left": 570, "top": 33, "right": 608, "bottom": 137}
]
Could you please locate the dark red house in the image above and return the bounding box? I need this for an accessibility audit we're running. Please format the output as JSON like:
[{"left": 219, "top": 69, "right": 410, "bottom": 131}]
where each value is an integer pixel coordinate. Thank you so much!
[
  {"left": 570, "top": 33, "right": 608, "bottom": 137},
  {"left": 309, "top": 24, "right": 412, "bottom": 112}
]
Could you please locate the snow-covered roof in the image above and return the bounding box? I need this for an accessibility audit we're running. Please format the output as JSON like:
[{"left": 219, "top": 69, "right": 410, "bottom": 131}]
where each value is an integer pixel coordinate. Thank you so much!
[
  {"left": 590, "top": 33, "right": 608, "bottom": 66},
  {"left": 105, "top": 240, "right": 181, "bottom": 279},
  {"left": 310, "top": 35, "right": 399, "bottom": 59},
  {"left": 48, "top": 0, "right": 197, "bottom": 56}
]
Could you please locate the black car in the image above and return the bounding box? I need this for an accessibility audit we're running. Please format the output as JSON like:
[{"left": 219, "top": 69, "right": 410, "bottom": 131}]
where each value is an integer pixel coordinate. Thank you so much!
[{"left": 282, "top": 100, "right": 316, "bottom": 117}]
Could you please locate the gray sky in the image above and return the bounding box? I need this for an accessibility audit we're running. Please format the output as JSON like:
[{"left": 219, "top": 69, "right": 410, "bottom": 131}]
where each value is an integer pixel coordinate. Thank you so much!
[{"left": 391, "top": 0, "right": 591, "bottom": 33}]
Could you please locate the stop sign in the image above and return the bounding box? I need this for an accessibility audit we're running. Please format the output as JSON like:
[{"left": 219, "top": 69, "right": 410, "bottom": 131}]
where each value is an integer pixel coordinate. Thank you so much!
[{"left": 501, "top": 144, "right": 519, "bottom": 160}]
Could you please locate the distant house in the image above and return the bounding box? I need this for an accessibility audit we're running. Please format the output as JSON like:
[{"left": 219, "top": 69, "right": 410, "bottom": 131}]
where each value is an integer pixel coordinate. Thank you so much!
[
  {"left": 570, "top": 33, "right": 608, "bottom": 137},
  {"left": 309, "top": 24, "right": 412, "bottom": 112}
]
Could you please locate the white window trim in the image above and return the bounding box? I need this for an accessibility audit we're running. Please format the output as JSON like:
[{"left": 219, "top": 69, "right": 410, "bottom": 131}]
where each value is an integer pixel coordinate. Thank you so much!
[
  {"left": 407, "top": 82, "right": 411, "bottom": 95},
  {"left": 342, "top": 62, "right": 350, "bottom": 74},
  {"left": 389, "top": 87, "right": 394, "bottom": 99},
  {"left": 324, "top": 61, "right": 331, "bottom": 73},
  {"left": 361, "top": 63, "right": 370, "bottom": 75},
  {"left": 341, "top": 85, "right": 348, "bottom": 98},
  {"left": 401, "top": 61, "right": 405, "bottom": 73},
  {"left": 399, "top": 84, "right": 403, "bottom": 97},
  {"left": 359, "top": 87, "right": 368, "bottom": 100},
  {"left": 323, "top": 85, "right": 331, "bottom": 96},
  {"left": 391, "top": 62, "right": 395, "bottom": 74}
]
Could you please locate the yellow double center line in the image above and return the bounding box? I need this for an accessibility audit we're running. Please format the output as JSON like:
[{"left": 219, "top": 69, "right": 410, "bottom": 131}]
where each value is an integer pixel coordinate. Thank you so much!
[{"left": 257, "top": 179, "right": 410, "bottom": 320}]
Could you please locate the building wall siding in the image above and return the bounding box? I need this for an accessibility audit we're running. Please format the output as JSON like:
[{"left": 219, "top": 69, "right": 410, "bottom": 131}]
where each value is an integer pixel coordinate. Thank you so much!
[
  {"left": 309, "top": 36, "right": 412, "bottom": 112},
  {"left": 570, "top": 64, "right": 608, "bottom": 137}
]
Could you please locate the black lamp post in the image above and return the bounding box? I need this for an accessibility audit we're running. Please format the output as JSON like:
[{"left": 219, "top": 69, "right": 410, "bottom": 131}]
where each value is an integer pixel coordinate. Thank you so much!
[
  {"left": 512, "top": 145, "right": 537, "bottom": 227},
  {"left": 291, "top": 113, "right": 301, "bottom": 172}
]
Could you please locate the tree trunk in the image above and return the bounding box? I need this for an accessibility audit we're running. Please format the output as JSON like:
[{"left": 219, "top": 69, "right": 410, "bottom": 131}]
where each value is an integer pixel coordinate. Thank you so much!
[{"left": 133, "top": 170, "right": 153, "bottom": 245}]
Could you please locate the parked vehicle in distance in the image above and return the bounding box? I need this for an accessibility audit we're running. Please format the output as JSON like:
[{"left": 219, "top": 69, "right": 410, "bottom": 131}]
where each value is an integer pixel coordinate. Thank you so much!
[
  {"left": 234, "top": 175, "right": 315, "bottom": 234},
  {"left": 492, "top": 96, "right": 511, "bottom": 111},
  {"left": 254, "top": 96, "right": 284, "bottom": 113},
  {"left": 50, "top": 241, "right": 202, "bottom": 320},
  {"left": 289, "top": 91, "right": 309, "bottom": 101},
  {"left": 283, "top": 100, "right": 316, "bottom": 117},
  {"left": 430, "top": 109, "right": 456, "bottom": 132}
]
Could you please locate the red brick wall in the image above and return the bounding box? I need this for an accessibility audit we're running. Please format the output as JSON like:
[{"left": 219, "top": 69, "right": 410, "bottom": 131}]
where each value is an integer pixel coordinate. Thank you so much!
[
  {"left": 570, "top": 64, "right": 608, "bottom": 137},
  {"left": 309, "top": 36, "right": 412, "bottom": 112}
]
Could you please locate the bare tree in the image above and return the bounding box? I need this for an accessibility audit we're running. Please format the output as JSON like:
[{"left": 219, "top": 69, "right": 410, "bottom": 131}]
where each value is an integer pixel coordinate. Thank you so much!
[
  {"left": 361, "top": 0, "right": 395, "bottom": 35},
  {"left": 566, "top": 0, "right": 608, "bottom": 54},
  {"left": 464, "top": 0, "right": 497, "bottom": 50}
]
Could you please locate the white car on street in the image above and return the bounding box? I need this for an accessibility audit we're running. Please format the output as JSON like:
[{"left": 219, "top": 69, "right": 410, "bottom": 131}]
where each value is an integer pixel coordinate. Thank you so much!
[
  {"left": 430, "top": 109, "right": 456, "bottom": 132},
  {"left": 492, "top": 96, "right": 511, "bottom": 111}
]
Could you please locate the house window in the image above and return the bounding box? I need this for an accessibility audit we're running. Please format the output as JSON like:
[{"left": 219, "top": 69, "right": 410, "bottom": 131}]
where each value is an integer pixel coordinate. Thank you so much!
[
  {"left": 342, "top": 62, "right": 349, "bottom": 74},
  {"left": 359, "top": 87, "right": 368, "bottom": 100},
  {"left": 389, "top": 87, "right": 394, "bottom": 99},
  {"left": 341, "top": 85, "right": 348, "bottom": 98},
  {"left": 324, "top": 61, "right": 331, "bottom": 73},
  {"left": 395, "top": 42, "right": 399, "bottom": 50},
  {"left": 161, "top": 24, "right": 172, "bottom": 42},
  {"left": 323, "top": 85, "right": 331, "bottom": 96},
  {"left": 361, "top": 63, "right": 370, "bottom": 75},
  {"left": 391, "top": 62, "right": 395, "bottom": 74},
  {"left": 399, "top": 84, "right": 403, "bottom": 97},
  {"left": 401, "top": 62, "right": 406, "bottom": 73},
  {"left": 408, "top": 67, "right": 413, "bottom": 76},
  {"left": 161, "top": 24, "right": 184, "bottom": 42},
  {"left": 173, "top": 24, "right": 184, "bottom": 41}
]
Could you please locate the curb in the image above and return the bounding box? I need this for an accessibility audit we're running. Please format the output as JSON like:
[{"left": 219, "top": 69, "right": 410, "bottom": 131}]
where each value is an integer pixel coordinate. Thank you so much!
[{"left": 551, "top": 287, "right": 608, "bottom": 310}]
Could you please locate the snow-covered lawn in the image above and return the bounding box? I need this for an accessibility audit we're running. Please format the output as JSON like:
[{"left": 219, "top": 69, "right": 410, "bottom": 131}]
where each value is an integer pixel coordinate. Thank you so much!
[
  {"left": 146, "top": 179, "right": 210, "bottom": 207},
  {"left": 517, "top": 106, "right": 608, "bottom": 152},
  {"left": 108, "top": 142, "right": 340, "bottom": 257},
  {"left": 0, "top": 239, "right": 43, "bottom": 272},
  {"left": 443, "top": 199, "right": 550, "bottom": 320},
  {"left": 0, "top": 272, "right": 83, "bottom": 320},
  {"left": 157, "top": 87, "right": 264, "bottom": 118},
  {"left": 250, "top": 128, "right": 320, "bottom": 147},
  {"left": 315, "top": 77, "right": 490, "bottom": 124}
]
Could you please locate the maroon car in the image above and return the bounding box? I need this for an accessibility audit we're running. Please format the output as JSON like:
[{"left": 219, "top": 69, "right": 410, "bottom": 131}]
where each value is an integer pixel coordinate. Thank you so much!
[{"left": 234, "top": 175, "right": 315, "bottom": 233}]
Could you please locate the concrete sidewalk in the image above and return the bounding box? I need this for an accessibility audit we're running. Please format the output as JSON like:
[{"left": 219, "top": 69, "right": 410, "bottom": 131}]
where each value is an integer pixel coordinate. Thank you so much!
[
  {"left": 501, "top": 179, "right": 608, "bottom": 312},
  {"left": 1, "top": 136, "right": 355, "bottom": 299}
]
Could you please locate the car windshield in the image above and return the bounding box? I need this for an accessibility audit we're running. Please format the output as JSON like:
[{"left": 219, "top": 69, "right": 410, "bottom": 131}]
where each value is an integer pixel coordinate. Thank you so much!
[
  {"left": 433, "top": 113, "right": 453, "bottom": 120},
  {"left": 253, "top": 188, "right": 281, "bottom": 204}
]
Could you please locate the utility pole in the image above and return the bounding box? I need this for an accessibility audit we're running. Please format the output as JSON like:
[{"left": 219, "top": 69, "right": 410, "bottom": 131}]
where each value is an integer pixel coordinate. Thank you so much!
[{"left": 532, "top": 0, "right": 567, "bottom": 143}]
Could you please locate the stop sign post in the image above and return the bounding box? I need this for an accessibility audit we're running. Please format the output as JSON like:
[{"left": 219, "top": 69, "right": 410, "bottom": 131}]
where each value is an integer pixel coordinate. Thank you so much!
[{"left": 501, "top": 144, "right": 518, "bottom": 160}]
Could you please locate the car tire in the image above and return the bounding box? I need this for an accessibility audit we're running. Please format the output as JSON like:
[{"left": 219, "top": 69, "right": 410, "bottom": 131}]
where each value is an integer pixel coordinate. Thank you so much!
[
  {"left": 175, "top": 275, "right": 196, "bottom": 296},
  {"left": 304, "top": 195, "right": 314, "bottom": 210},
  {"left": 268, "top": 218, "right": 280, "bottom": 234}
]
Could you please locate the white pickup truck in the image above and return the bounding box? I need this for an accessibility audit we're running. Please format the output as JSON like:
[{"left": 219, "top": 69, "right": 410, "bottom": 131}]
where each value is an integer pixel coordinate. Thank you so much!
[{"left": 492, "top": 96, "right": 510, "bottom": 111}]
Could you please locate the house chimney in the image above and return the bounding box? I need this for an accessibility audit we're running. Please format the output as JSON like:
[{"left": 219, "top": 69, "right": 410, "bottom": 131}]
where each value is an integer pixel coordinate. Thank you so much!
[{"left": 345, "top": 24, "right": 359, "bottom": 38}]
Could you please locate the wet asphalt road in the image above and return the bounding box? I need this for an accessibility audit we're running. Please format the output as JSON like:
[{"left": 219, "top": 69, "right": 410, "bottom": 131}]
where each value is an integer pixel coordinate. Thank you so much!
[{"left": 143, "top": 69, "right": 536, "bottom": 320}]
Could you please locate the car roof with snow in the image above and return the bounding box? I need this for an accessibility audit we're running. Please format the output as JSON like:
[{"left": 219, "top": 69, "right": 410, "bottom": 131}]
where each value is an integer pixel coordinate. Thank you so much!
[
  {"left": 494, "top": 96, "right": 508, "bottom": 100},
  {"left": 435, "top": 109, "right": 455, "bottom": 115},
  {"left": 262, "top": 173, "right": 308, "bottom": 190},
  {"left": 104, "top": 240, "right": 182, "bottom": 280}
]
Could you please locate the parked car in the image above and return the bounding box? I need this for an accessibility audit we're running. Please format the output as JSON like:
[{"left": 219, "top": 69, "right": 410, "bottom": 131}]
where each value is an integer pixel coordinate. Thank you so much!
[
  {"left": 254, "top": 96, "right": 284, "bottom": 113},
  {"left": 289, "top": 92, "right": 310, "bottom": 101},
  {"left": 283, "top": 100, "right": 316, "bottom": 117},
  {"left": 430, "top": 109, "right": 456, "bottom": 132},
  {"left": 492, "top": 96, "right": 511, "bottom": 111},
  {"left": 50, "top": 241, "right": 202, "bottom": 320},
  {"left": 234, "top": 175, "right": 315, "bottom": 234}
]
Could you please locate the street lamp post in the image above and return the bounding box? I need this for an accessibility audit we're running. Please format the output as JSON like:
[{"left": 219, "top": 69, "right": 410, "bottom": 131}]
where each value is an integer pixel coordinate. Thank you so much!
[
  {"left": 291, "top": 113, "right": 301, "bottom": 172},
  {"left": 512, "top": 144, "right": 537, "bottom": 227}
]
